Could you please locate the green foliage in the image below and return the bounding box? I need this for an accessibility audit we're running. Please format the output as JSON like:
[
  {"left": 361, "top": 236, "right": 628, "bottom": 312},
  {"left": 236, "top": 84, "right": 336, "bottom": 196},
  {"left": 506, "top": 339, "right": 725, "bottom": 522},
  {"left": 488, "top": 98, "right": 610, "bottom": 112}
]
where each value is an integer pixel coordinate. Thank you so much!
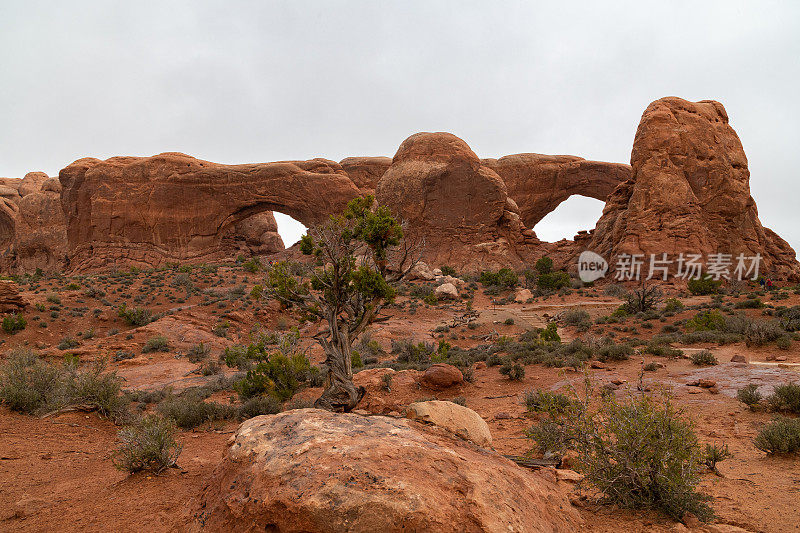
[
  {"left": 702, "top": 443, "right": 731, "bottom": 473},
  {"left": 237, "top": 395, "right": 281, "bottom": 419},
  {"left": 744, "top": 319, "right": 783, "bottom": 347},
  {"left": 118, "top": 304, "right": 154, "bottom": 326},
  {"left": 535, "top": 256, "right": 553, "bottom": 275},
  {"left": 2, "top": 313, "right": 27, "bottom": 334},
  {"left": 537, "top": 271, "right": 570, "bottom": 290},
  {"left": 690, "top": 350, "right": 718, "bottom": 366},
  {"left": 663, "top": 298, "right": 684, "bottom": 313},
  {"left": 499, "top": 361, "right": 525, "bottom": 380},
  {"left": 112, "top": 415, "right": 182, "bottom": 474},
  {"left": 754, "top": 417, "right": 800, "bottom": 455},
  {"left": 528, "top": 389, "right": 713, "bottom": 521},
  {"left": 478, "top": 268, "right": 519, "bottom": 289},
  {"left": 736, "top": 384, "right": 762, "bottom": 411},
  {"left": 687, "top": 276, "right": 721, "bottom": 296},
  {"left": 157, "top": 396, "right": 235, "bottom": 429},
  {"left": 351, "top": 351, "right": 363, "bottom": 369},
  {"left": 299, "top": 234, "right": 315, "bottom": 255},
  {"left": 58, "top": 336, "right": 80, "bottom": 350},
  {"left": 440, "top": 265, "right": 456, "bottom": 277},
  {"left": 0, "top": 350, "right": 127, "bottom": 420},
  {"left": 242, "top": 257, "right": 262, "bottom": 273},
  {"left": 540, "top": 323, "right": 561, "bottom": 344},
  {"left": 186, "top": 342, "right": 210, "bottom": 363},
  {"left": 235, "top": 352, "right": 312, "bottom": 402},
  {"left": 734, "top": 297, "right": 764, "bottom": 309},
  {"left": 767, "top": 382, "right": 800, "bottom": 414},
  {"left": 142, "top": 335, "right": 170, "bottom": 353},
  {"left": 524, "top": 389, "right": 575, "bottom": 414},
  {"left": 250, "top": 284, "right": 264, "bottom": 300},
  {"left": 562, "top": 309, "right": 590, "bottom": 328},
  {"left": 686, "top": 310, "right": 725, "bottom": 332}
]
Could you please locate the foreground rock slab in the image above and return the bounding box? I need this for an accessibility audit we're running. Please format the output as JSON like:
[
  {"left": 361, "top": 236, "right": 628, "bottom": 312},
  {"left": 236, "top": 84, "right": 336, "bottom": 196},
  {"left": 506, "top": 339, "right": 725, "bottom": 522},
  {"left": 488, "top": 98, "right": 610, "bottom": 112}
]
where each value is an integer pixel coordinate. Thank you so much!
[
  {"left": 192, "top": 408, "right": 580, "bottom": 533},
  {"left": 406, "top": 399, "right": 491, "bottom": 447}
]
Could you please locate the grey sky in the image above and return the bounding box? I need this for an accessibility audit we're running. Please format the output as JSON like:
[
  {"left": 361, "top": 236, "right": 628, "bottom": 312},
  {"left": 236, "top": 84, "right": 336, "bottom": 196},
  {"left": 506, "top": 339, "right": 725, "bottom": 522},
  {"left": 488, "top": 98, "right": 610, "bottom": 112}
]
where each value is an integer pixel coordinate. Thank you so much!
[{"left": 2, "top": 1, "right": 798, "bottom": 247}]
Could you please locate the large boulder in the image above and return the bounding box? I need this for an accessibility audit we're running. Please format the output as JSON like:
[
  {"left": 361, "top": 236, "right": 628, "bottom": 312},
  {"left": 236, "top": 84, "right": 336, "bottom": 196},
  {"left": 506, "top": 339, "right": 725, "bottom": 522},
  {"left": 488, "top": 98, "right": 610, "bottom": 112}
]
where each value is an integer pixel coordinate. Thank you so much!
[
  {"left": 192, "top": 409, "right": 579, "bottom": 532},
  {"left": 223, "top": 211, "right": 285, "bottom": 256},
  {"left": 406, "top": 400, "right": 491, "bottom": 447},
  {"left": 588, "top": 97, "right": 800, "bottom": 279},
  {"left": 419, "top": 363, "right": 464, "bottom": 390}
]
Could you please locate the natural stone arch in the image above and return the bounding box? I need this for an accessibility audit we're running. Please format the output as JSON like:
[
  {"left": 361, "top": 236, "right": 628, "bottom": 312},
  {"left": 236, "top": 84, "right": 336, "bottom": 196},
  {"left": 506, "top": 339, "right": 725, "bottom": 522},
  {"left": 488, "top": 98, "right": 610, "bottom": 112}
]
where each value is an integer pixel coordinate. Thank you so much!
[
  {"left": 59, "top": 153, "right": 363, "bottom": 270},
  {"left": 482, "top": 154, "right": 630, "bottom": 228}
]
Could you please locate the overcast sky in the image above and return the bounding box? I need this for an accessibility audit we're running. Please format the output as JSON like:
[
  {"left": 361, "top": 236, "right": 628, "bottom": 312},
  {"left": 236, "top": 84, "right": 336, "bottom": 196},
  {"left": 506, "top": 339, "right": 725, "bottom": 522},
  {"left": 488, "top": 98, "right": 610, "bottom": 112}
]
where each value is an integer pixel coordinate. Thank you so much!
[{"left": 2, "top": 1, "right": 798, "bottom": 247}]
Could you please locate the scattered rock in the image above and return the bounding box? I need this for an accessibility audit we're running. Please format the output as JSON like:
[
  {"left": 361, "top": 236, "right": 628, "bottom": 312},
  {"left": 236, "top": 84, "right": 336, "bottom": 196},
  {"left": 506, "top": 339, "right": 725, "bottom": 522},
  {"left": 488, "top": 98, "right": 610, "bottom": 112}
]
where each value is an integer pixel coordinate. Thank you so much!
[
  {"left": 514, "top": 288, "right": 533, "bottom": 303},
  {"left": 730, "top": 354, "right": 747, "bottom": 363},
  {"left": 555, "top": 469, "right": 584, "bottom": 483},
  {"left": 406, "top": 400, "right": 492, "bottom": 447},
  {"left": 419, "top": 363, "right": 464, "bottom": 390},
  {"left": 434, "top": 282, "right": 459, "bottom": 300}
]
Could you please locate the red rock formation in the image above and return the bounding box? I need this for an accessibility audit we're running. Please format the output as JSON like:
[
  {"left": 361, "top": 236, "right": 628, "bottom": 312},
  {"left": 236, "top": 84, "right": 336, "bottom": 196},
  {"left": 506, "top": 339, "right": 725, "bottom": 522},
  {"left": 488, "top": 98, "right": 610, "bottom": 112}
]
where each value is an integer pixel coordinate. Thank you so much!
[
  {"left": 0, "top": 173, "right": 67, "bottom": 273},
  {"left": 222, "top": 211, "right": 285, "bottom": 256},
  {"left": 586, "top": 97, "right": 800, "bottom": 280},
  {"left": 59, "top": 153, "right": 363, "bottom": 270},
  {"left": 376, "top": 132, "right": 537, "bottom": 271},
  {"left": 483, "top": 154, "right": 630, "bottom": 227},
  {"left": 339, "top": 156, "right": 391, "bottom": 195}
]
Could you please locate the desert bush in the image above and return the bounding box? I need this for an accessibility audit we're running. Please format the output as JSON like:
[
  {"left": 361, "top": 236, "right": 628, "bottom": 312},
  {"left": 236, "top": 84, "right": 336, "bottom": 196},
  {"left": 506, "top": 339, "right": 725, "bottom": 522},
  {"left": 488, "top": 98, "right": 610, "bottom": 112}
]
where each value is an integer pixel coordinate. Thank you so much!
[
  {"left": 686, "top": 310, "right": 725, "bottom": 332},
  {"left": 562, "top": 309, "right": 590, "bottom": 327},
  {"left": 535, "top": 257, "right": 553, "bottom": 275},
  {"left": 754, "top": 417, "right": 800, "bottom": 455},
  {"left": 0, "top": 351, "right": 127, "bottom": 420},
  {"left": 623, "top": 284, "right": 663, "bottom": 314},
  {"left": 157, "top": 396, "right": 235, "bottom": 429},
  {"left": 690, "top": 350, "right": 718, "bottom": 366},
  {"left": 234, "top": 352, "right": 312, "bottom": 401},
  {"left": 238, "top": 395, "right": 281, "bottom": 419},
  {"left": 392, "top": 338, "right": 434, "bottom": 364},
  {"left": 663, "top": 298, "right": 684, "bottom": 313},
  {"left": 524, "top": 389, "right": 575, "bottom": 414},
  {"left": 186, "top": 342, "right": 210, "bottom": 363},
  {"left": 777, "top": 335, "right": 793, "bottom": 350},
  {"left": 118, "top": 304, "right": 153, "bottom": 326},
  {"left": 527, "top": 387, "right": 713, "bottom": 521},
  {"left": 112, "top": 415, "right": 182, "bottom": 474},
  {"left": 504, "top": 317, "right": 515, "bottom": 326},
  {"left": 142, "top": 335, "right": 170, "bottom": 353},
  {"left": 537, "top": 271, "right": 570, "bottom": 291},
  {"left": 734, "top": 298, "right": 764, "bottom": 309},
  {"left": 478, "top": 268, "right": 518, "bottom": 289},
  {"left": 595, "top": 342, "right": 633, "bottom": 362},
  {"left": 0, "top": 349, "right": 61, "bottom": 413},
  {"left": 603, "top": 284, "right": 628, "bottom": 297},
  {"left": 243, "top": 257, "right": 262, "bottom": 273},
  {"left": 440, "top": 265, "right": 456, "bottom": 277},
  {"left": 702, "top": 443, "right": 731, "bottom": 473},
  {"left": 744, "top": 319, "right": 783, "bottom": 347},
  {"left": 2, "top": 313, "right": 27, "bottom": 334},
  {"left": 737, "top": 384, "right": 762, "bottom": 410},
  {"left": 58, "top": 336, "right": 80, "bottom": 350},
  {"left": 499, "top": 361, "right": 525, "bottom": 381},
  {"left": 767, "top": 383, "right": 800, "bottom": 414},
  {"left": 687, "top": 276, "right": 721, "bottom": 296},
  {"left": 539, "top": 323, "right": 561, "bottom": 344},
  {"left": 644, "top": 341, "right": 683, "bottom": 358}
]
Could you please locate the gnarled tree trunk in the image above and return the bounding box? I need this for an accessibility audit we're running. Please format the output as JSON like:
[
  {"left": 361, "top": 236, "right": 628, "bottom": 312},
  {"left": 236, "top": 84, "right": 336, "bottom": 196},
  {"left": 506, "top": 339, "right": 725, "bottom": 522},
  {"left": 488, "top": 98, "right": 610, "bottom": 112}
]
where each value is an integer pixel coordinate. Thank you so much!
[{"left": 313, "top": 317, "right": 365, "bottom": 412}]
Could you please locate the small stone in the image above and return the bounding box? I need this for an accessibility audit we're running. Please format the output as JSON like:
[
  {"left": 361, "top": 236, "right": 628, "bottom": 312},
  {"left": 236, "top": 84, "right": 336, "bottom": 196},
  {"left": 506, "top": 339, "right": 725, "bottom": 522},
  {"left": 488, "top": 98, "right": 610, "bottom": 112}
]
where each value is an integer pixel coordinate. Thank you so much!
[
  {"left": 555, "top": 469, "right": 583, "bottom": 483},
  {"left": 730, "top": 354, "right": 747, "bottom": 363}
]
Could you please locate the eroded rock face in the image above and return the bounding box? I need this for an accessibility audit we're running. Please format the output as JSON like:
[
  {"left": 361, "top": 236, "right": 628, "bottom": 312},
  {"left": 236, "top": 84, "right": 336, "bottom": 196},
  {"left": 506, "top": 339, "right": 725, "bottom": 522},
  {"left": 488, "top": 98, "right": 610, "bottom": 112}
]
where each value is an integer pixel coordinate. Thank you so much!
[
  {"left": 376, "top": 132, "right": 537, "bottom": 271},
  {"left": 0, "top": 281, "right": 26, "bottom": 313},
  {"left": 59, "top": 153, "right": 362, "bottom": 270},
  {"left": 193, "top": 409, "right": 580, "bottom": 533},
  {"left": 0, "top": 172, "right": 67, "bottom": 273},
  {"left": 587, "top": 97, "right": 800, "bottom": 279},
  {"left": 222, "top": 211, "right": 285, "bottom": 256}
]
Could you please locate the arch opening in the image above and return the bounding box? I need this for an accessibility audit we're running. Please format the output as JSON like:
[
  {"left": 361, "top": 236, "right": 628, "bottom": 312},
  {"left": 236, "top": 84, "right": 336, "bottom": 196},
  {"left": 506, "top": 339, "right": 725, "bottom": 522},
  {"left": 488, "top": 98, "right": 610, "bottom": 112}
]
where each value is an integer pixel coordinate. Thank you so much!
[
  {"left": 532, "top": 195, "right": 605, "bottom": 243},
  {"left": 274, "top": 212, "right": 308, "bottom": 249}
]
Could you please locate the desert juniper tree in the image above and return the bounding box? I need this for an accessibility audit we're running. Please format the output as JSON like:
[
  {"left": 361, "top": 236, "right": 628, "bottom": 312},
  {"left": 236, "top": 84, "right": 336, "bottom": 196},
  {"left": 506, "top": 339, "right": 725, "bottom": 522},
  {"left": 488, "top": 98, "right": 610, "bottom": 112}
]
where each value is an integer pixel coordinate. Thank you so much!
[{"left": 266, "top": 195, "right": 421, "bottom": 412}]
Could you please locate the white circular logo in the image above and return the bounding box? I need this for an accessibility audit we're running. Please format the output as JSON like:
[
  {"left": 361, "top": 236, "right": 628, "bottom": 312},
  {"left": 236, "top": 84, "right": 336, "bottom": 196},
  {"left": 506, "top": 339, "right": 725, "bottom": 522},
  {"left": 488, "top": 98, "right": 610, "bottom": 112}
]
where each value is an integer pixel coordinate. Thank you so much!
[{"left": 578, "top": 250, "right": 608, "bottom": 283}]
